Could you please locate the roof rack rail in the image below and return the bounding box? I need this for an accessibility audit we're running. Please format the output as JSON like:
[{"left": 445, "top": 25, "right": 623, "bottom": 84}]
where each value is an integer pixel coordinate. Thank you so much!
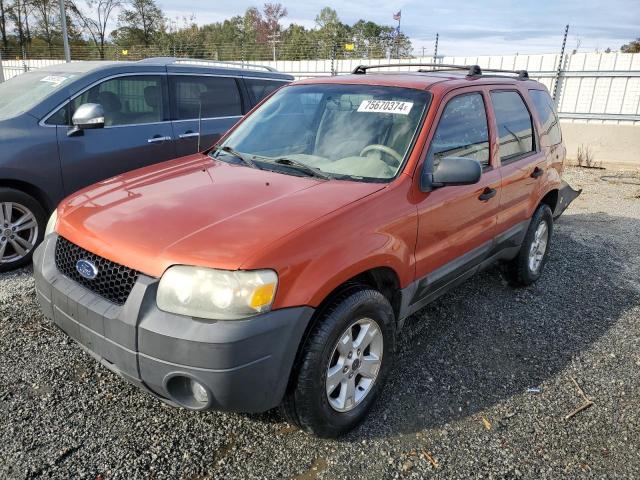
[
  {"left": 171, "top": 58, "right": 278, "bottom": 72},
  {"left": 351, "top": 63, "right": 529, "bottom": 79},
  {"left": 137, "top": 57, "right": 278, "bottom": 72}
]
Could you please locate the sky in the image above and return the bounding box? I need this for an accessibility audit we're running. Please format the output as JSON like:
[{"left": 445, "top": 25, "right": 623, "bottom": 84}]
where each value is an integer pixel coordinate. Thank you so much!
[{"left": 159, "top": 0, "right": 640, "bottom": 56}]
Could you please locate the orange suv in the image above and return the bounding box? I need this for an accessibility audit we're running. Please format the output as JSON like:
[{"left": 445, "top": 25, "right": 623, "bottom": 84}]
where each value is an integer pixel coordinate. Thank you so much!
[{"left": 33, "top": 63, "right": 580, "bottom": 437}]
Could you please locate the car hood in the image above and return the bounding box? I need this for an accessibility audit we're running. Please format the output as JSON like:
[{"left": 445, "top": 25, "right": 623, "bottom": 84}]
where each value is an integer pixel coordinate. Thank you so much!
[{"left": 57, "top": 154, "right": 385, "bottom": 277}]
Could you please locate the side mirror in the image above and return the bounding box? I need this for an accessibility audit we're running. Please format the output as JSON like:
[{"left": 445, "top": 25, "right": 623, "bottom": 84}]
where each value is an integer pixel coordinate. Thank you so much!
[
  {"left": 421, "top": 156, "right": 482, "bottom": 191},
  {"left": 68, "top": 103, "right": 105, "bottom": 136}
]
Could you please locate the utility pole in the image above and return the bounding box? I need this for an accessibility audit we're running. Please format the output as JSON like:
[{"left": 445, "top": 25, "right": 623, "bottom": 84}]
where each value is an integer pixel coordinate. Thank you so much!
[
  {"left": 553, "top": 24, "right": 569, "bottom": 103},
  {"left": 0, "top": 50, "right": 5, "bottom": 83},
  {"left": 58, "top": 0, "right": 71, "bottom": 62},
  {"left": 268, "top": 33, "right": 280, "bottom": 62}
]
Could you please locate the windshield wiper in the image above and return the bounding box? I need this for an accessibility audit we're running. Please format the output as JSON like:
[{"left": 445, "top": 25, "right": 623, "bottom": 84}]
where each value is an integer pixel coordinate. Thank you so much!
[
  {"left": 270, "top": 157, "right": 332, "bottom": 180},
  {"left": 212, "top": 145, "right": 258, "bottom": 169}
]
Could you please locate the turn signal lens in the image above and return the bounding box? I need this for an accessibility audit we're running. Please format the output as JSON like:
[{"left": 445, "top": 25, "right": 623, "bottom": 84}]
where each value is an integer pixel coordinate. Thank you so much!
[{"left": 250, "top": 283, "right": 277, "bottom": 310}]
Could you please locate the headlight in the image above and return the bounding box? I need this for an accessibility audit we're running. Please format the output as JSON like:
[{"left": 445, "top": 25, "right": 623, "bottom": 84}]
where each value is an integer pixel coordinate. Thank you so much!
[
  {"left": 157, "top": 266, "right": 278, "bottom": 320},
  {"left": 45, "top": 210, "right": 58, "bottom": 236}
]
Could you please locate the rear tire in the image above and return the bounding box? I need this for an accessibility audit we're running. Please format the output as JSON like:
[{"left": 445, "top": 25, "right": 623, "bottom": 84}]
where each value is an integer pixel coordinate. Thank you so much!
[
  {"left": 0, "top": 188, "right": 46, "bottom": 272},
  {"left": 280, "top": 288, "right": 396, "bottom": 438},
  {"left": 507, "top": 204, "right": 553, "bottom": 286}
]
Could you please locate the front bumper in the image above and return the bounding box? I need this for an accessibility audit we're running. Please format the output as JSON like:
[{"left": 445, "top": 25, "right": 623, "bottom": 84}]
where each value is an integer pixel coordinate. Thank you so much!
[{"left": 33, "top": 234, "right": 314, "bottom": 412}]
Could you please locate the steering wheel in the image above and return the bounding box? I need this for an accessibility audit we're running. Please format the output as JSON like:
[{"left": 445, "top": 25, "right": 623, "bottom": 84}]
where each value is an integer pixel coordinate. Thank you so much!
[{"left": 359, "top": 144, "right": 403, "bottom": 166}]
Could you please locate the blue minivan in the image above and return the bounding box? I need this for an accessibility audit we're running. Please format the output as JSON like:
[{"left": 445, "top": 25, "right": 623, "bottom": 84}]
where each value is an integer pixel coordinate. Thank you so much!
[{"left": 0, "top": 57, "right": 293, "bottom": 271}]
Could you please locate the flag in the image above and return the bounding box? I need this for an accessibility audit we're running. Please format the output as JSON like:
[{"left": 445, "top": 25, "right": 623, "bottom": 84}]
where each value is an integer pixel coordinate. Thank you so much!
[{"left": 393, "top": 10, "right": 401, "bottom": 21}]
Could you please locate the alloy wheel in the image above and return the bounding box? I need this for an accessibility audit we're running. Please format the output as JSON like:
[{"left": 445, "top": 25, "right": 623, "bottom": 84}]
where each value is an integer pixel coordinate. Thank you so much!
[
  {"left": 0, "top": 202, "right": 39, "bottom": 264},
  {"left": 528, "top": 220, "right": 549, "bottom": 273},
  {"left": 325, "top": 317, "right": 384, "bottom": 413}
]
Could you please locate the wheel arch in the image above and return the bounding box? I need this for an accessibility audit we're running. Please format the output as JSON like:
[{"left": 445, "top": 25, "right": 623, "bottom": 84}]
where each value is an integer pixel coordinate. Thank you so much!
[
  {"left": 539, "top": 188, "right": 559, "bottom": 213},
  {"left": 0, "top": 179, "right": 55, "bottom": 213},
  {"left": 282, "top": 265, "right": 402, "bottom": 405}
]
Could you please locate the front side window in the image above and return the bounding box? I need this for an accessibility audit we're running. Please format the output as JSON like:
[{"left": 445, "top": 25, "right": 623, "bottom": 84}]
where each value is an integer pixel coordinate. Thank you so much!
[
  {"left": 491, "top": 91, "right": 535, "bottom": 161},
  {"left": 171, "top": 76, "right": 242, "bottom": 120},
  {"left": 214, "top": 84, "right": 430, "bottom": 182},
  {"left": 245, "top": 78, "right": 287, "bottom": 104},
  {"left": 529, "top": 89, "right": 562, "bottom": 145},
  {"left": 429, "top": 93, "right": 490, "bottom": 168},
  {"left": 64, "top": 75, "right": 166, "bottom": 127}
]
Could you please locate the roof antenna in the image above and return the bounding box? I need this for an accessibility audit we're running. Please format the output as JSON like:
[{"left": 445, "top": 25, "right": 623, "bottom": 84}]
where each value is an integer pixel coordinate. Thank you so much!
[{"left": 197, "top": 99, "right": 202, "bottom": 152}]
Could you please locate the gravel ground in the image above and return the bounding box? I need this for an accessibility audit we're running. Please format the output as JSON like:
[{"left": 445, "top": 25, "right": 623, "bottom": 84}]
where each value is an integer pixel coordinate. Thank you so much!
[{"left": 1, "top": 166, "right": 640, "bottom": 479}]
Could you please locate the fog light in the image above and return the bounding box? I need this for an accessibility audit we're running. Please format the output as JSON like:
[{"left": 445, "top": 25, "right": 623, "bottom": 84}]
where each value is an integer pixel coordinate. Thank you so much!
[
  {"left": 165, "top": 375, "right": 211, "bottom": 409},
  {"left": 190, "top": 379, "right": 209, "bottom": 404}
]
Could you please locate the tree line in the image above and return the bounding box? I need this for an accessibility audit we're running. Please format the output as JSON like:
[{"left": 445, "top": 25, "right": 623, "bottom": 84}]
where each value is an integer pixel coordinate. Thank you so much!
[{"left": 0, "top": 1, "right": 413, "bottom": 60}]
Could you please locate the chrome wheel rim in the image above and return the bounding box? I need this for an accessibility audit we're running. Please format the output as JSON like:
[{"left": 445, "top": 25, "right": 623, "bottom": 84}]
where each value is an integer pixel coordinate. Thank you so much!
[
  {"left": 0, "top": 202, "right": 39, "bottom": 264},
  {"left": 528, "top": 221, "right": 549, "bottom": 273},
  {"left": 325, "top": 317, "right": 384, "bottom": 413}
]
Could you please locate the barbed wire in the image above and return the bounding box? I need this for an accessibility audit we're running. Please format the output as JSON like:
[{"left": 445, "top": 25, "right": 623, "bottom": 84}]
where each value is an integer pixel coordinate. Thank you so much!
[{"left": 0, "top": 37, "right": 418, "bottom": 62}]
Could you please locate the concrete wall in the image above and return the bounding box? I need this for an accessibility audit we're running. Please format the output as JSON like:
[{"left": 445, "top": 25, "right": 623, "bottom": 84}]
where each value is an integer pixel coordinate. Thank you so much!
[{"left": 561, "top": 121, "right": 640, "bottom": 169}]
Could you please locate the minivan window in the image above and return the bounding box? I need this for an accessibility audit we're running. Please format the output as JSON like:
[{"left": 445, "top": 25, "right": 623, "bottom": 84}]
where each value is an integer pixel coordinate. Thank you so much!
[
  {"left": 171, "top": 76, "right": 242, "bottom": 120},
  {"left": 491, "top": 91, "right": 535, "bottom": 161},
  {"left": 429, "top": 93, "right": 490, "bottom": 167},
  {"left": 529, "top": 89, "right": 562, "bottom": 145},
  {"left": 245, "top": 78, "right": 287, "bottom": 104},
  {"left": 214, "top": 84, "right": 430, "bottom": 182},
  {"left": 70, "top": 75, "right": 166, "bottom": 126},
  {"left": 0, "top": 70, "right": 76, "bottom": 121},
  {"left": 48, "top": 75, "right": 167, "bottom": 127}
]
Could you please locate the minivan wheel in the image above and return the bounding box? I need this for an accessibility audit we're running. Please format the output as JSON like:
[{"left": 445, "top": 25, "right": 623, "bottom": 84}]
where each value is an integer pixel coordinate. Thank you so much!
[
  {"left": 507, "top": 204, "right": 553, "bottom": 286},
  {"left": 280, "top": 288, "right": 395, "bottom": 438},
  {"left": 0, "top": 188, "right": 46, "bottom": 272}
]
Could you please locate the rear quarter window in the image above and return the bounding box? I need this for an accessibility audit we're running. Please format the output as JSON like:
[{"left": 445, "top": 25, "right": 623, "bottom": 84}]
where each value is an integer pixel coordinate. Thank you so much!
[{"left": 529, "top": 89, "right": 562, "bottom": 145}]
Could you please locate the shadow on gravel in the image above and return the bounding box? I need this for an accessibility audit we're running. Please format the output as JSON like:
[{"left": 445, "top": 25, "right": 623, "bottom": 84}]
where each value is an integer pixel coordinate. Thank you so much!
[{"left": 344, "top": 212, "right": 640, "bottom": 440}]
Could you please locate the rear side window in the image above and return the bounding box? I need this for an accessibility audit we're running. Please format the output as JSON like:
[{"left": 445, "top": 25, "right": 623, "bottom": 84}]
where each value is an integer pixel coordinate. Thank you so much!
[
  {"left": 429, "top": 93, "right": 490, "bottom": 167},
  {"left": 171, "top": 76, "right": 242, "bottom": 120},
  {"left": 490, "top": 91, "right": 535, "bottom": 161},
  {"left": 245, "top": 78, "right": 287, "bottom": 104},
  {"left": 529, "top": 90, "right": 562, "bottom": 145}
]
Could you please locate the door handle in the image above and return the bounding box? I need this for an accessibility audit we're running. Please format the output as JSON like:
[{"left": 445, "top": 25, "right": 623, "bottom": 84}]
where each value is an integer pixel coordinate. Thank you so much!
[
  {"left": 179, "top": 132, "right": 200, "bottom": 139},
  {"left": 531, "top": 166, "right": 544, "bottom": 179},
  {"left": 147, "top": 135, "right": 172, "bottom": 143},
  {"left": 478, "top": 187, "right": 497, "bottom": 201}
]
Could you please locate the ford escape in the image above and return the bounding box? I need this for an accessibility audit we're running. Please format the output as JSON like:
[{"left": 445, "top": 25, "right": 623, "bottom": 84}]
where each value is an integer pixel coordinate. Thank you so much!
[{"left": 33, "top": 63, "right": 580, "bottom": 437}]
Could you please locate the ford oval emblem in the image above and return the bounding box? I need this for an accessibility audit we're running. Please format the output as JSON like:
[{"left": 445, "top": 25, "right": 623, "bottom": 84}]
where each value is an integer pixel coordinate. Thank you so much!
[{"left": 76, "top": 259, "right": 99, "bottom": 280}]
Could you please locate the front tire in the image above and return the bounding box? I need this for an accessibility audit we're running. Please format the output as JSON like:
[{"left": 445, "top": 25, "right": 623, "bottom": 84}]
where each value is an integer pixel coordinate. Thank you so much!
[
  {"left": 281, "top": 288, "right": 396, "bottom": 438},
  {"left": 507, "top": 204, "right": 553, "bottom": 286},
  {"left": 0, "top": 188, "right": 46, "bottom": 272}
]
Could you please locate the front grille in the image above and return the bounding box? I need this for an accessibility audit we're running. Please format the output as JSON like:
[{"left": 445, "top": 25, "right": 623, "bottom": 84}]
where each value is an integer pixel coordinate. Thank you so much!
[{"left": 54, "top": 236, "right": 139, "bottom": 305}]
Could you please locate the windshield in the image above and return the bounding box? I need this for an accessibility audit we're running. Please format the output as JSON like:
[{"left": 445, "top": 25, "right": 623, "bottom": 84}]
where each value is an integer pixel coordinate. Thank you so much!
[
  {"left": 0, "top": 70, "right": 77, "bottom": 121},
  {"left": 213, "top": 83, "right": 430, "bottom": 181}
]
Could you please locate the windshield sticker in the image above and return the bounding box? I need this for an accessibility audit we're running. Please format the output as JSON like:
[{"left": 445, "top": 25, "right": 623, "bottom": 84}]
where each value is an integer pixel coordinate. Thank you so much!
[
  {"left": 40, "top": 75, "right": 69, "bottom": 86},
  {"left": 357, "top": 100, "right": 414, "bottom": 115}
]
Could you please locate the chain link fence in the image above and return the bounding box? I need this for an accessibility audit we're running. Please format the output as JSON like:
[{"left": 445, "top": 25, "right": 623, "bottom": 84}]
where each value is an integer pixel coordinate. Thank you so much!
[
  {"left": 0, "top": 36, "right": 409, "bottom": 62},
  {"left": 1, "top": 44, "right": 639, "bottom": 125}
]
